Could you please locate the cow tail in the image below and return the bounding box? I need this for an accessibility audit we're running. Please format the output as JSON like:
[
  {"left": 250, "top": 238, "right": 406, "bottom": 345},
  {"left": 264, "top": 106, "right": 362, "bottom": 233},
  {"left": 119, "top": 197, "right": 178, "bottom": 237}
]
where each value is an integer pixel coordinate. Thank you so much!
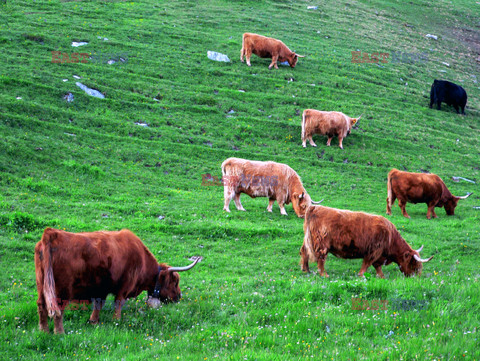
[
  {"left": 301, "top": 111, "right": 306, "bottom": 142},
  {"left": 41, "top": 229, "right": 61, "bottom": 318},
  {"left": 240, "top": 33, "right": 245, "bottom": 61},
  {"left": 387, "top": 172, "right": 393, "bottom": 208}
]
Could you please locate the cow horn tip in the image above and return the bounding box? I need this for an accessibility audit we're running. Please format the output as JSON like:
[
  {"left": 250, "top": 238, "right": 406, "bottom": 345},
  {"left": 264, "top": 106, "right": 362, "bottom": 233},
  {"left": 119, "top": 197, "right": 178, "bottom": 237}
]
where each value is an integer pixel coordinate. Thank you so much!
[
  {"left": 169, "top": 256, "right": 202, "bottom": 272},
  {"left": 458, "top": 192, "right": 473, "bottom": 199}
]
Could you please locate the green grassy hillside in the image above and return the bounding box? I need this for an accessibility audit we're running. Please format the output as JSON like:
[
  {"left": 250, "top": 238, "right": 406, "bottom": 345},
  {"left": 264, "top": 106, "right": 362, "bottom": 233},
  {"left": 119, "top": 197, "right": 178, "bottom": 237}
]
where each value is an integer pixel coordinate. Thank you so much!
[{"left": 1, "top": 0, "right": 479, "bottom": 359}]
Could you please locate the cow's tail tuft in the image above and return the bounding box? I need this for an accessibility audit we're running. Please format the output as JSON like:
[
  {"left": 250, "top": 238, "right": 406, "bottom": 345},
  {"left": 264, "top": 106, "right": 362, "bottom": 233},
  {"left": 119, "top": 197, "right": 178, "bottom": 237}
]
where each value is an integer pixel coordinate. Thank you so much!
[{"left": 41, "top": 228, "right": 61, "bottom": 318}]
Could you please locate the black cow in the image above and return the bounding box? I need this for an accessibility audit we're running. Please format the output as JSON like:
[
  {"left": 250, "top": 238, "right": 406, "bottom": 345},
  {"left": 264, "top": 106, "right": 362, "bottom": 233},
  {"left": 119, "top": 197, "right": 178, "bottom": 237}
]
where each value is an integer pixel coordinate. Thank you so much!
[{"left": 429, "top": 80, "right": 467, "bottom": 114}]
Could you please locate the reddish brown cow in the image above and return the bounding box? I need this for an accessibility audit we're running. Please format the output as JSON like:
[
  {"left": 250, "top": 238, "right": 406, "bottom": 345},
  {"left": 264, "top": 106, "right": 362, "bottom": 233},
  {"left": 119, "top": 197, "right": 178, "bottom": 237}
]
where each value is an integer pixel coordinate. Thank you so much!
[
  {"left": 240, "top": 33, "right": 304, "bottom": 69},
  {"left": 300, "top": 205, "right": 433, "bottom": 277},
  {"left": 221, "top": 157, "right": 322, "bottom": 217},
  {"left": 386, "top": 169, "right": 473, "bottom": 219},
  {"left": 301, "top": 109, "right": 361, "bottom": 149},
  {"left": 35, "top": 228, "right": 200, "bottom": 334}
]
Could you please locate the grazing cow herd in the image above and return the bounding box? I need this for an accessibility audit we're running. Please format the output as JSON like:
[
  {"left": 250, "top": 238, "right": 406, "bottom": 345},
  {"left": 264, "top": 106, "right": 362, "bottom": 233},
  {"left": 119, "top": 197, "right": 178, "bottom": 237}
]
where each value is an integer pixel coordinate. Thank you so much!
[{"left": 35, "top": 32, "right": 473, "bottom": 334}]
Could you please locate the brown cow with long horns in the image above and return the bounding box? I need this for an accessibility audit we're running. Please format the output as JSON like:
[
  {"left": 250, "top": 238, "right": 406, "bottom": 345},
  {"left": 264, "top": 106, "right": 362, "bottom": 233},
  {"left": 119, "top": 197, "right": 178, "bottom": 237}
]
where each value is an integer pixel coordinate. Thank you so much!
[
  {"left": 386, "top": 169, "right": 473, "bottom": 219},
  {"left": 35, "top": 228, "right": 200, "bottom": 334},
  {"left": 300, "top": 205, "right": 433, "bottom": 278}
]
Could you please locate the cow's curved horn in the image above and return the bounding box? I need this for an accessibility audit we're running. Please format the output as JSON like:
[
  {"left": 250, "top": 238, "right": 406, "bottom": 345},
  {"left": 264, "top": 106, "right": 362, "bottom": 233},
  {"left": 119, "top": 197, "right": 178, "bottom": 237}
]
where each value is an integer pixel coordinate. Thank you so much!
[
  {"left": 296, "top": 54, "right": 305, "bottom": 58},
  {"left": 457, "top": 192, "right": 473, "bottom": 200},
  {"left": 413, "top": 254, "right": 433, "bottom": 263},
  {"left": 311, "top": 199, "right": 324, "bottom": 204},
  {"left": 168, "top": 257, "right": 201, "bottom": 272},
  {"left": 357, "top": 113, "right": 363, "bottom": 121},
  {"left": 415, "top": 245, "right": 424, "bottom": 253}
]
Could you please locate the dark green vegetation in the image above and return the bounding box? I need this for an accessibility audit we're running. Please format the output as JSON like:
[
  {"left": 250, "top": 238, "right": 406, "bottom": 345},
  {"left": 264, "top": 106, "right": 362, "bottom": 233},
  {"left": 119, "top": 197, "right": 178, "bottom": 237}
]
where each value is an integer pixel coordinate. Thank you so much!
[{"left": 1, "top": 0, "right": 479, "bottom": 359}]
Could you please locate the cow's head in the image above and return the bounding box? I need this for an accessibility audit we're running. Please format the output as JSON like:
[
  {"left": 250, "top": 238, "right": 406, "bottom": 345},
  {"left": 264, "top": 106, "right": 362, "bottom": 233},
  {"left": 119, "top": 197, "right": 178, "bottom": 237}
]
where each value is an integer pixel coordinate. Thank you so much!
[
  {"left": 291, "top": 192, "right": 323, "bottom": 218},
  {"left": 148, "top": 257, "right": 200, "bottom": 306},
  {"left": 399, "top": 246, "right": 433, "bottom": 276},
  {"left": 288, "top": 53, "right": 305, "bottom": 68},
  {"left": 443, "top": 192, "right": 472, "bottom": 215},
  {"left": 291, "top": 192, "right": 311, "bottom": 218},
  {"left": 351, "top": 114, "right": 361, "bottom": 127}
]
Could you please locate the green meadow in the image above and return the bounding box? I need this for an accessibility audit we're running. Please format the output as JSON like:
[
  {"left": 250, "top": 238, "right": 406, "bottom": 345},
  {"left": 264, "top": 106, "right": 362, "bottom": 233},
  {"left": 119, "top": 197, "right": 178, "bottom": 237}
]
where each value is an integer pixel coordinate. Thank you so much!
[{"left": 1, "top": 0, "right": 479, "bottom": 359}]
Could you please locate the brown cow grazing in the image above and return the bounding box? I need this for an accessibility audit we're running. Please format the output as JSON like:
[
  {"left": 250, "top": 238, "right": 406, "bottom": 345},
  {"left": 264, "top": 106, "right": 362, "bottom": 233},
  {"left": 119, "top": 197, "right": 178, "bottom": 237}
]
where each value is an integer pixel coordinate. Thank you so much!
[
  {"left": 240, "top": 33, "right": 304, "bottom": 70},
  {"left": 386, "top": 169, "right": 473, "bottom": 219},
  {"left": 221, "top": 157, "right": 322, "bottom": 218},
  {"left": 300, "top": 205, "right": 433, "bottom": 278},
  {"left": 35, "top": 228, "right": 200, "bottom": 334},
  {"left": 301, "top": 109, "right": 361, "bottom": 149}
]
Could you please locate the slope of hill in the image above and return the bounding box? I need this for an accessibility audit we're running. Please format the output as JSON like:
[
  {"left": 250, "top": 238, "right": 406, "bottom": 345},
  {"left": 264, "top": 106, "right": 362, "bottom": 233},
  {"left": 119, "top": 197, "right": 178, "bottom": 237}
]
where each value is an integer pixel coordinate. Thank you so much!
[{"left": 0, "top": 0, "right": 479, "bottom": 359}]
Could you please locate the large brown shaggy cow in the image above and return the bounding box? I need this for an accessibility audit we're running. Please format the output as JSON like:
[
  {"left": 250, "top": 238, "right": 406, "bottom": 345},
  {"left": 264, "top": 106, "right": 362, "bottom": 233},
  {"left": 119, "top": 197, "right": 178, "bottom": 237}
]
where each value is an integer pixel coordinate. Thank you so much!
[
  {"left": 35, "top": 228, "right": 200, "bottom": 334},
  {"left": 240, "top": 33, "right": 304, "bottom": 70},
  {"left": 386, "top": 169, "right": 473, "bottom": 219},
  {"left": 301, "top": 109, "right": 361, "bottom": 149},
  {"left": 300, "top": 206, "right": 433, "bottom": 277},
  {"left": 221, "top": 157, "right": 321, "bottom": 217}
]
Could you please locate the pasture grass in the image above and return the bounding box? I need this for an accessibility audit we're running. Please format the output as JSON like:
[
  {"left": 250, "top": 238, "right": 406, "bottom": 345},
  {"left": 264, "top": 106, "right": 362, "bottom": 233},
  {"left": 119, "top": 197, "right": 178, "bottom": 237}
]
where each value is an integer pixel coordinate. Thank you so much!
[{"left": 0, "top": 0, "right": 479, "bottom": 359}]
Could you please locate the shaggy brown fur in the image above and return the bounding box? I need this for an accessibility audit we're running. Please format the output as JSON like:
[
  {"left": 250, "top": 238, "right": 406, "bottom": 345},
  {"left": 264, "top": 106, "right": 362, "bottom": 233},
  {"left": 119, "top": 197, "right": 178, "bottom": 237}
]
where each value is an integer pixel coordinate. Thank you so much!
[
  {"left": 301, "top": 109, "right": 360, "bottom": 149},
  {"left": 386, "top": 169, "right": 472, "bottom": 219},
  {"left": 300, "top": 206, "right": 432, "bottom": 277},
  {"left": 221, "top": 157, "right": 314, "bottom": 217},
  {"left": 35, "top": 228, "right": 198, "bottom": 334},
  {"left": 240, "top": 33, "right": 304, "bottom": 69}
]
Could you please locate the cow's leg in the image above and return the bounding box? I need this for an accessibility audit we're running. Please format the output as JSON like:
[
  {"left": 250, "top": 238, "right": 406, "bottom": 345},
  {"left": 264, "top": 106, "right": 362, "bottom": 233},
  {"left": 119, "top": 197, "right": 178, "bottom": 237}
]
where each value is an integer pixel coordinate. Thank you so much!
[
  {"left": 113, "top": 297, "right": 126, "bottom": 320},
  {"left": 426, "top": 202, "right": 437, "bottom": 219},
  {"left": 300, "top": 245, "right": 310, "bottom": 272},
  {"left": 313, "top": 248, "right": 328, "bottom": 277},
  {"left": 269, "top": 55, "right": 279, "bottom": 70},
  {"left": 453, "top": 105, "right": 460, "bottom": 114},
  {"left": 308, "top": 137, "right": 317, "bottom": 147},
  {"left": 372, "top": 262, "right": 385, "bottom": 278},
  {"left": 461, "top": 106, "right": 465, "bottom": 115},
  {"left": 358, "top": 259, "right": 374, "bottom": 277},
  {"left": 398, "top": 199, "right": 410, "bottom": 218},
  {"left": 234, "top": 193, "right": 246, "bottom": 211},
  {"left": 278, "top": 201, "right": 288, "bottom": 216},
  {"left": 338, "top": 136, "right": 344, "bottom": 149},
  {"left": 37, "top": 295, "right": 49, "bottom": 333},
  {"left": 427, "top": 202, "right": 437, "bottom": 219},
  {"left": 223, "top": 185, "right": 235, "bottom": 212},
  {"left": 316, "top": 255, "right": 328, "bottom": 277},
  {"left": 436, "top": 101, "right": 441, "bottom": 110},
  {"left": 89, "top": 298, "right": 104, "bottom": 324},
  {"left": 267, "top": 199, "right": 275, "bottom": 212},
  {"left": 326, "top": 137, "right": 333, "bottom": 146},
  {"left": 359, "top": 250, "right": 383, "bottom": 277},
  {"left": 245, "top": 50, "right": 252, "bottom": 66},
  {"left": 53, "top": 310, "right": 65, "bottom": 334}
]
